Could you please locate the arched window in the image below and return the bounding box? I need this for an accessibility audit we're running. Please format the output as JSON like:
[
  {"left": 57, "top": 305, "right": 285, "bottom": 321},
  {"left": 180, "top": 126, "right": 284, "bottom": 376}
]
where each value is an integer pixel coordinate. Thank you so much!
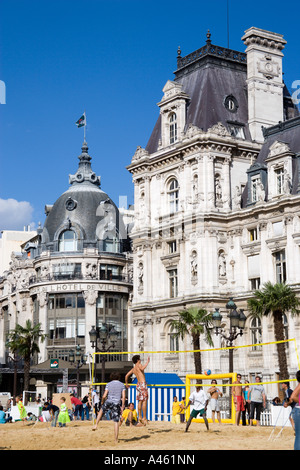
[
  {"left": 250, "top": 317, "right": 262, "bottom": 351},
  {"left": 169, "top": 324, "right": 179, "bottom": 352},
  {"left": 168, "top": 178, "right": 179, "bottom": 213},
  {"left": 58, "top": 230, "right": 77, "bottom": 252},
  {"left": 169, "top": 113, "right": 177, "bottom": 144}
]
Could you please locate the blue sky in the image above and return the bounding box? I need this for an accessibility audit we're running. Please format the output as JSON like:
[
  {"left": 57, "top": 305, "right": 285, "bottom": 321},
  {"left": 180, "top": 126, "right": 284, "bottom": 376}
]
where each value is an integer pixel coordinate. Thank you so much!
[{"left": 0, "top": 0, "right": 299, "bottom": 231}]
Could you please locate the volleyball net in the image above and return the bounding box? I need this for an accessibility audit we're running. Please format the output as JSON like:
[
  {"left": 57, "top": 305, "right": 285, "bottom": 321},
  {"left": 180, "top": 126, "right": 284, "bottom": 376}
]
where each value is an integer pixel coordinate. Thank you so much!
[{"left": 90, "top": 338, "right": 300, "bottom": 424}]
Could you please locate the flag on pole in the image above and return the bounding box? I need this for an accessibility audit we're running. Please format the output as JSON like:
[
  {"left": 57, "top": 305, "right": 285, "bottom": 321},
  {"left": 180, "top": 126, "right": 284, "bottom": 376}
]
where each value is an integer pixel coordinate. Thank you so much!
[{"left": 76, "top": 112, "right": 86, "bottom": 128}]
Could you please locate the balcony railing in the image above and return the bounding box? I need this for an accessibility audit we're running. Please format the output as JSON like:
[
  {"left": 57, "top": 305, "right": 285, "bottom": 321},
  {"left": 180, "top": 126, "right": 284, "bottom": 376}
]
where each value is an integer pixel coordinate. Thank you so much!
[{"left": 28, "top": 272, "right": 132, "bottom": 285}]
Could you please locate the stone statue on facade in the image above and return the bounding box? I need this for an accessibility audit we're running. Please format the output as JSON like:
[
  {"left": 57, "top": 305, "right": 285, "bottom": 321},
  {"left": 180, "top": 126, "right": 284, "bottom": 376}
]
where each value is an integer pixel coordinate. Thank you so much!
[
  {"left": 218, "top": 251, "right": 226, "bottom": 277},
  {"left": 284, "top": 170, "right": 292, "bottom": 194},
  {"left": 257, "top": 181, "right": 265, "bottom": 202},
  {"left": 232, "top": 186, "right": 242, "bottom": 210}
]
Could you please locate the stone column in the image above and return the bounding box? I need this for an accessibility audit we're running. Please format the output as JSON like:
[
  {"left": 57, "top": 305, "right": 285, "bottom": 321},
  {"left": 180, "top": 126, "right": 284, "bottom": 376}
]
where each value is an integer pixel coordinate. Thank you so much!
[
  {"left": 222, "top": 157, "right": 231, "bottom": 210},
  {"left": 204, "top": 154, "right": 215, "bottom": 209},
  {"left": 38, "top": 290, "right": 48, "bottom": 362},
  {"left": 83, "top": 288, "right": 98, "bottom": 356}
]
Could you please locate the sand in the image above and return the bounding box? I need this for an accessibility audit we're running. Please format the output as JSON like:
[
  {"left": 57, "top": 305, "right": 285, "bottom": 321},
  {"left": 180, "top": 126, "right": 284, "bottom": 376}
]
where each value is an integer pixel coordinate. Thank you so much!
[{"left": 0, "top": 420, "right": 295, "bottom": 451}]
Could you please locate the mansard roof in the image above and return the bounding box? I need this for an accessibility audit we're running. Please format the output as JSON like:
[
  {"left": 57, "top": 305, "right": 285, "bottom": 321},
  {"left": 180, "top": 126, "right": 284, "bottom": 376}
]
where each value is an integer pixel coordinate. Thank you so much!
[
  {"left": 146, "top": 40, "right": 250, "bottom": 153},
  {"left": 145, "top": 36, "right": 297, "bottom": 155}
]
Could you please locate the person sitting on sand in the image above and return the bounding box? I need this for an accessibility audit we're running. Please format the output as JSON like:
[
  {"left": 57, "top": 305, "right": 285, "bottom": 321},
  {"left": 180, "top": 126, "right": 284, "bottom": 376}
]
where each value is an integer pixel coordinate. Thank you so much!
[{"left": 120, "top": 403, "right": 143, "bottom": 427}]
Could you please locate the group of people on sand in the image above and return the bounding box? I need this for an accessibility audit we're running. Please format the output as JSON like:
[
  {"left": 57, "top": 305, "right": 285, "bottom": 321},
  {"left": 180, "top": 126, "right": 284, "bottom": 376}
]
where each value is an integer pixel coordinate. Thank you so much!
[{"left": 6, "top": 357, "right": 300, "bottom": 450}]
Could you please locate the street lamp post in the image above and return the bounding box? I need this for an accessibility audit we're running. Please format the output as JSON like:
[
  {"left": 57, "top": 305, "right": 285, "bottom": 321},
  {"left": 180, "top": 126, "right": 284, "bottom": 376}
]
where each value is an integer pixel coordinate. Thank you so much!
[
  {"left": 89, "top": 324, "right": 118, "bottom": 396},
  {"left": 212, "top": 298, "right": 246, "bottom": 413},
  {"left": 69, "top": 344, "right": 87, "bottom": 398},
  {"left": 212, "top": 298, "right": 246, "bottom": 372}
]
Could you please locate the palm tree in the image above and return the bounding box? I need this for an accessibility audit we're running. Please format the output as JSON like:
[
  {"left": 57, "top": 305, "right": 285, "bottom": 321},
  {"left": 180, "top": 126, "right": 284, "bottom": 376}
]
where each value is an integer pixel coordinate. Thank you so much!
[
  {"left": 171, "top": 307, "right": 214, "bottom": 378},
  {"left": 5, "top": 329, "right": 20, "bottom": 405},
  {"left": 247, "top": 282, "right": 300, "bottom": 381},
  {"left": 6, "top": 320, "right": 46, "bottom": 404}
]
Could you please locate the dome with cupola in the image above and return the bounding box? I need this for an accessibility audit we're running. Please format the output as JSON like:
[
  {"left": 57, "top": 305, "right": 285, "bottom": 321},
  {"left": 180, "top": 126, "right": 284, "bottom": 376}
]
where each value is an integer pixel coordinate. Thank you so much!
[{"left": 41, "top": 141, "right": 128, "bottom": 254}]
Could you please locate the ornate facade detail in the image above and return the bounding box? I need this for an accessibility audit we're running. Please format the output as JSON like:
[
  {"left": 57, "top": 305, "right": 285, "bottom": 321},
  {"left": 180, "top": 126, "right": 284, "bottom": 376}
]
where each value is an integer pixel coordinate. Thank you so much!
[
  {"left": 131, "top": 146, "right": 149, "bottom": 163},
  {"left": 208, "top": 122, "right": 231, "bottom": 137}
]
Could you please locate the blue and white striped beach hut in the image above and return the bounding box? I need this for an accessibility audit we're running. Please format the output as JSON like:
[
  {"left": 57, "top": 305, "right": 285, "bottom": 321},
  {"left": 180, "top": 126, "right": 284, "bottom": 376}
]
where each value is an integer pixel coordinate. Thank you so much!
[{"left": 127, "top": 373, "right": 185, "bottom": 422}]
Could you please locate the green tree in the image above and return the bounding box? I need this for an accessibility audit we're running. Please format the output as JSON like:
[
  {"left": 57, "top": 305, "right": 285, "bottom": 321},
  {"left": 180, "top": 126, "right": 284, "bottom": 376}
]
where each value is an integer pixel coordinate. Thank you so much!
[
  {"left": 5, "top": 329, "right": 21, "bottom": 405},
  {"left": 171, "top": 307, "right": 214, "bottom": 377},
  {"left": 247, "top": 282, "right": 300, "bottom": 380},
  {"left": 6, "top": 320, "right": 46, "bottom": 404}
]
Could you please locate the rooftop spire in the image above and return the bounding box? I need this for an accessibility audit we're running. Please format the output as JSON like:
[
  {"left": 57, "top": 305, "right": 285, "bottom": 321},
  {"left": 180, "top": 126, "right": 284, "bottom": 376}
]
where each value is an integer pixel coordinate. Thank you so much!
[
  {"left": 68, "top": 141, "right": 101, "bottom": 188},
  {"left": 206, "top": 29, "right": 211, "bottom": 44}
]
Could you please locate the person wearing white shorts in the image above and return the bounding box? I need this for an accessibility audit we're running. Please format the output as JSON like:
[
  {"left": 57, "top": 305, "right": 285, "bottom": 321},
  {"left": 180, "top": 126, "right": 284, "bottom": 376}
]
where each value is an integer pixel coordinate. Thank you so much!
[
  {"left": 208, "top": 380, "right": 222, "bottom": 424},
  {"left": 210, "top": 398, "right": 220, "bottom": 412}
]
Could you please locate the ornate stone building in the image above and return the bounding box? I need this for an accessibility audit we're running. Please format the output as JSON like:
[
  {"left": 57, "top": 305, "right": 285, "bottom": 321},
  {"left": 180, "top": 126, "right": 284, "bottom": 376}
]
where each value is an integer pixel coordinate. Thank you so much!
[
  {"left": 127, "top": 27, "right": 300, "bottom": 387},
  {"left": 0, "top": 141, "right": 133, "bottom": 396},
  {"left": 1, "top": 26, "right": 300, "bottom": 400}
]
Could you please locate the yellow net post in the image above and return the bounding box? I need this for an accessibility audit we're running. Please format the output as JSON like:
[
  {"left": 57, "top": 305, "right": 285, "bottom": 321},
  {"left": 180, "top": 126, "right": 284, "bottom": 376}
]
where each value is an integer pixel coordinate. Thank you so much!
[{"left": 186, "top": 373, "right": 237, "bottom": 424}]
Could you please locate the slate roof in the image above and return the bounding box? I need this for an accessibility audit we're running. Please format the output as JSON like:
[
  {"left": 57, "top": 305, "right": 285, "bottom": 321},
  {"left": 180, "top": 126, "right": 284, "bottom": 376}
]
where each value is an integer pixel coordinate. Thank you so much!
[
  {"left": 146, "top": 43, "right": 249, "bottom": 154},
  {"left": 145, "top": 41, "right": 298, "bottom": 155}
]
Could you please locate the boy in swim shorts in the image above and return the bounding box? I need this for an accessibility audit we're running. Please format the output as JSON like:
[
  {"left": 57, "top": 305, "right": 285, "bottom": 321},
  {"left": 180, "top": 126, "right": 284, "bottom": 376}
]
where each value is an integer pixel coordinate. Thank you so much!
[{"left": 125, "top": 355, "right": 150, "bottom": 425}]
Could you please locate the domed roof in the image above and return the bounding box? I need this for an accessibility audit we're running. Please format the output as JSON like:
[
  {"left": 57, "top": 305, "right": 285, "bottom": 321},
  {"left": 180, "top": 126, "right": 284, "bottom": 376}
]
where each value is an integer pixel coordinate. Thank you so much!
[{"left": 42, "top": 141, "right": 126, "bottom": 250}]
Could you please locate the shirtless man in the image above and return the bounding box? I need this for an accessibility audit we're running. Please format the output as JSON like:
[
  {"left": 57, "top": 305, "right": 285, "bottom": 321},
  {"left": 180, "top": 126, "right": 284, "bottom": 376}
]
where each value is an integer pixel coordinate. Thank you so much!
[
  {"left": 125, "top": 355, "right": 150, "bottom": 425},
  {"left": 207, "top": 379, "right": 223, "bottom": 424},
  {"left": 232, "top": 374, "right": 245, "bottom": 426}
]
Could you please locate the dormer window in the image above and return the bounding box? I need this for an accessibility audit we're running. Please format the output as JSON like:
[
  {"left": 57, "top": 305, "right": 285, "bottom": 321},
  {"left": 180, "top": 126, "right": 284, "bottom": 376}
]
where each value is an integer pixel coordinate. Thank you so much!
[
  {"left": 275, "top": 167, "right": 284, "bottom": 194},
  {"left": 251, "top": 175, "right": 260, "bottom": 203},
  {"left": 228, "top": 124, "right": 245, "bottom": 139},
  {"left": 158, "top": 80, "right": 189, "bottom": 148},
  {"left": 169, "top": 113, "right": 177, "bottom": 144},
  {"left": 59, "top": 230, "right": 77, "bottom": 252}
]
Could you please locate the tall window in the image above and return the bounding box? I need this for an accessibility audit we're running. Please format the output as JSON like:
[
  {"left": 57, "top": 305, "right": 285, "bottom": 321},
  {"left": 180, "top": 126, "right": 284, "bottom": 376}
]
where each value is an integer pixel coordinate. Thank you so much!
[
  {"left": 169, "top": 113, "right": 177, "bottom": 144},
  {"left": 169, "top": 325, "right": 179, "bottom": 351},
  {"left": 274, "top": 250, "right": 286, "bottom": 283},
  {"left": 250, "top": 278, "right": 260, "bottom": 290},
  {"left": 251, "top": 176, "right": 260, "bottom": 202},
  {"left": 58, "top": 230, "right": 77, "bottom": 252},
  {"left": 249, "top": 228, "right": 258, "bottom": 242},
  {"left": 168, "top": 269, "right": 178, "bottom": 298},
  {"left": 168, "top": 240, "right": 177, "bottom": 254},
  {"left": 168, "top": 178, "right": 179, "bottom": 213},
  {"left": 275, "top": 167, "right": 284, "bottom": 195},
  {"left": 250, "top": 317, "right": 262, "bottom": 351},
  {"left": 100, "top": 264, "right": 123, "bottom": 281}
]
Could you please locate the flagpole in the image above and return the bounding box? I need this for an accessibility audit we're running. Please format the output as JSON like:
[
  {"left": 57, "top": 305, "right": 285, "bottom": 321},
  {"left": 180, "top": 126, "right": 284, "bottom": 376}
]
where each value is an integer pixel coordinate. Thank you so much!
[{"left": 84, "top": 111, "right": 86, "bottom": 141}]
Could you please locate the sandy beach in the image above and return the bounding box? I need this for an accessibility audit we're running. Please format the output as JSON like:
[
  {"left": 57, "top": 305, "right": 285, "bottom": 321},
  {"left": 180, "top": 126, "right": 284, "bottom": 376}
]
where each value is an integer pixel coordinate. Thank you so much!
[{"left": 0, "top": 419, "right": 294, "bottom": 451}]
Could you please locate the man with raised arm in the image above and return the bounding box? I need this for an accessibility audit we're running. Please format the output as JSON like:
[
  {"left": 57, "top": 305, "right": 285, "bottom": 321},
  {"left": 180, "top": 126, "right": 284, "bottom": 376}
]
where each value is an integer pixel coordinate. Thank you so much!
[{"left": 125, "top": 355, "right": 150, "bottom": 425}]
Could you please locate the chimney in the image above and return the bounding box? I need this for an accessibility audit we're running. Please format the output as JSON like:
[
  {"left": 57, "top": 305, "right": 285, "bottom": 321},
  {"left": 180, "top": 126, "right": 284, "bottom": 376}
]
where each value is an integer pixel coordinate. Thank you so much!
[{"left": 242, "top": 27, "right": 286, "bottom": 143}]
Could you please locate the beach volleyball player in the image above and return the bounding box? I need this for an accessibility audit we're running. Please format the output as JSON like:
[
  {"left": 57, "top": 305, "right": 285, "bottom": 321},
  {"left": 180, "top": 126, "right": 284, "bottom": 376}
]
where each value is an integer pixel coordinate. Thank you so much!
[{"left": 125, "top": 355, "right": 150, "bottom": 425}]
